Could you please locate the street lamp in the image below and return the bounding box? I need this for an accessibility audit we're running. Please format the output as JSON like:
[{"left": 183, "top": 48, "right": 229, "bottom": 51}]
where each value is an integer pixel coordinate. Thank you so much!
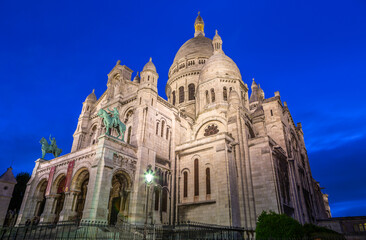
[{"left": 144, "top": 165, "right": 154, "bottom": 240}]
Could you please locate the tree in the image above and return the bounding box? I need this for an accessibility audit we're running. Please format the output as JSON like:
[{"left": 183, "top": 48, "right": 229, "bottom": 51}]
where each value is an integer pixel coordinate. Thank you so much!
[
  {"left": 8, "top": 172, "right": 31, "bottom": 213},
  {"left": 256, "top": 211, "right": 304, "bottom": 239}
]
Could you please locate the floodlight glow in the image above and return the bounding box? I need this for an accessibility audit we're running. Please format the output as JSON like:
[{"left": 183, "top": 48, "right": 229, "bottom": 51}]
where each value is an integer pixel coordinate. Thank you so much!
[{"left": 145, "top": 173, "right": 154, "bottom": 183}]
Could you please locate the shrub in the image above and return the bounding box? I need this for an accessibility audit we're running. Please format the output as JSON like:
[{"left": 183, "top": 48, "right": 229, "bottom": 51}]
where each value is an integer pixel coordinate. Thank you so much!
[{"left": 256, "top": 211, "right": 304, "bottom": 239}]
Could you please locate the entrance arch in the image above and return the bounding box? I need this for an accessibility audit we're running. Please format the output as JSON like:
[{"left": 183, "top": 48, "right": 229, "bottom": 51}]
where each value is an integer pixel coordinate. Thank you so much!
[
  {"left": 52, "top": 174, "right": 66, "bottom": 223},
  {"left": 70, "top": 168, "right": 89, "bottom": 220},
  {"left": 34, "top": 179, "right": 47, "bottom": 217},
  {"left": 108, "top": 170, "right": 131, "bottom": 225}
]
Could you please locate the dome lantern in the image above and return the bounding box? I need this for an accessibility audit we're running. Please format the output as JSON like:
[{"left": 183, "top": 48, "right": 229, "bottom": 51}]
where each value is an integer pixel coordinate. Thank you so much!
[
  {"left": 194, "top": 12, "right": 205, "bottom": 37},
  {"left": 212, "top": 30, "right": 224, "bottom": 54}
]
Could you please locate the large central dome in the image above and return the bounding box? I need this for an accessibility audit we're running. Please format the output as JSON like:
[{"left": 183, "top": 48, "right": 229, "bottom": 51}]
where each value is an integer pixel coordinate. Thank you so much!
[{"left": 172, "top": 36, "right": 213, "bottom": 64}]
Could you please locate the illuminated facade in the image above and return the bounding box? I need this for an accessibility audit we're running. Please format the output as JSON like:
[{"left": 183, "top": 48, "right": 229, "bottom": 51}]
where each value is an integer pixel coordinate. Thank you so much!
[{"left": 17, "top": 13, "right": 329, "bottom": 228}]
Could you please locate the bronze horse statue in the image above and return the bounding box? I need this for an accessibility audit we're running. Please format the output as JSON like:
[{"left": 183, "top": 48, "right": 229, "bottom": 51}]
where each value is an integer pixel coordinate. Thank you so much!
[
  {"left": 97, "top": 108, "right": 126, "bottom": 141},
  {"left": 40, "top": 137, "right": 62, "bottom": 159}
]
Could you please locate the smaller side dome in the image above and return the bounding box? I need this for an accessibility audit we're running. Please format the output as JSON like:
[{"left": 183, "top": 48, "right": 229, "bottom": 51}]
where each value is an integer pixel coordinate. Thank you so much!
[
  {"left": 143, "top": 57, "right": 157, "bottom": 72},
  {"left": 199, "top": 31, "right": 241, "bottom": 83},
  {"left": 133, "top": 72, "right": 140, "bottom": 83},
  {"left": 85, "top": 89, "right": 97, "bottom": 102}
]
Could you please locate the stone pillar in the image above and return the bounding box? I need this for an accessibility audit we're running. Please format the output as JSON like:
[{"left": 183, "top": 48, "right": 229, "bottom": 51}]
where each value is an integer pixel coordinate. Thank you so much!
[
  {"left": 81, "top": 135, "right": 113, "bottom": 224},
  {"left": 40, "top": 195, "right": 57, "bottom": 223},
  {"left": 19, "top": 196, "right": 38, "bottom": 224},
  {"left": 58, "top": 192, "right": 76, "bottom": 221}
]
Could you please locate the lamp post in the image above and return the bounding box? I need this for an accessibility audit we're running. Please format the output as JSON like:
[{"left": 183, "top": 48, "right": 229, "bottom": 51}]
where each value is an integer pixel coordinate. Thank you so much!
[{"left": 144, "top": 165, "right": 154, "bottom": 240}]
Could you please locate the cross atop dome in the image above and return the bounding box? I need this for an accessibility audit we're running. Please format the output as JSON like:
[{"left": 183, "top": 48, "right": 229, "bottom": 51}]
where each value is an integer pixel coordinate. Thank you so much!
[{"left": 194, "top": 12, "right": 205, "bottom": 37}]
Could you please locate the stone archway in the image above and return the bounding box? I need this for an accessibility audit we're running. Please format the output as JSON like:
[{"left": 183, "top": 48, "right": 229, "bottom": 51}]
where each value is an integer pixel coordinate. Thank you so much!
[
  {"left": 53, "top": 175, "right": 66, "bottom": 223},
  {"left": 34, "top": 179, "right": 47, "bottom": 217},
  {"left": 108, "top": 170, "right": 131, "bottom": 225},
  {"left": 70, "top": 168, "right": 89, "bottom": 221}
]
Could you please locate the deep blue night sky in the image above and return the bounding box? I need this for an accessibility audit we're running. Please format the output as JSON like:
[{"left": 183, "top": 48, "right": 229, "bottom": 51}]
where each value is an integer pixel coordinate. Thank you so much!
[{"left": 1, "top": 0, "right": 365, "bottom": 217}]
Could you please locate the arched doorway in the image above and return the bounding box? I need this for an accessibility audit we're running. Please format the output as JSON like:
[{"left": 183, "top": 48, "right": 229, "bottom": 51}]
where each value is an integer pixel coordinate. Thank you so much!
[
  {"left": 71, "top": 168, "right": 89, "bottom": 221},
  {"left": 34, "top": 179, "right": 47, "bottom": 217},
  {"left": 108, "top": 171, "right": 131, "bottom": 225},
  {"left": 54, "top": 175, "right": 66, "bottom": 223}
]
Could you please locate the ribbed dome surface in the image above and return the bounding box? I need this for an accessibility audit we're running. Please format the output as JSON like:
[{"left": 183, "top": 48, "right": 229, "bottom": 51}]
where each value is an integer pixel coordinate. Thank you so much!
[
  {"left": 143, "top": 58, "right": 156, "bottom": 72},
  {"left": 173, "top": 36, "right": 213, "bottom": 64},
  {"left": 199, "top": 52, "right": 241, "bottom": 83},
  {"left": 85, "top": 90, "right": 97, "bottom": 102}
]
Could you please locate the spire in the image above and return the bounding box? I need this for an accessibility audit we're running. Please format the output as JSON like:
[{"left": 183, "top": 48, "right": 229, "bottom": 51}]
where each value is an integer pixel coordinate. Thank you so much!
[
  {"left": 133, "top": 71, "right": 140, "bottom": 83},
  {"left": 213, "top": 30, "right": 224, "bottom": 54},
  {"left": 0, "top": 167, "right": 16, "bottom": 184},
  {"left": 194, "top": 12, "right": 205, "bottom": 37},
  {"left": 249, "top": 78, "right": 259, "bottom": 103}
]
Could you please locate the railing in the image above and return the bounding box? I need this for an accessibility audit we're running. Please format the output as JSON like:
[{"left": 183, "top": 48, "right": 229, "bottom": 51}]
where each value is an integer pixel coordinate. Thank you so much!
[{"left": 0, "top": 220, "right": 251, "bottom": 240}]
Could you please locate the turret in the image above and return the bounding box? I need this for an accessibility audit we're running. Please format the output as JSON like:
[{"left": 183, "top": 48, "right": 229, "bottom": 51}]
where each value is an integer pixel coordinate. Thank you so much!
[
  {"left": 71, "top": 89, "right": 96, "bottom": 152},
  {"left": 139, "top": 58, "right": 158, "bottom": 91},
  {"left": 249, "top": 79, "right": 259, "bottom": 103},
  {"left": 212, "top": 30, "right": 224, "bottom": 54},
  {"left": 138, "top": 58, "right": 159, "bottom": 107},
  {"left": 133, "top": 72, "right": 140, "bottom": 83},
  {"left": 0, "top": 167, "right": 16, "bottom": 226}
]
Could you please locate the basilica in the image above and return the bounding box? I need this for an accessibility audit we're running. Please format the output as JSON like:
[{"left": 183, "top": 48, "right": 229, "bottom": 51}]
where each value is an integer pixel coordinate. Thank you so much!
[{"left": 17, "top": 14, "right": 330, "bottom": 229}]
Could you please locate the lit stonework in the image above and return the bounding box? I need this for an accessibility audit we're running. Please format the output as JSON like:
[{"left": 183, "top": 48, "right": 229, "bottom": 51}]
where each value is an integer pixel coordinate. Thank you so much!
[{"left": 17, "top": 14, "right": 329, "bottom": 227}]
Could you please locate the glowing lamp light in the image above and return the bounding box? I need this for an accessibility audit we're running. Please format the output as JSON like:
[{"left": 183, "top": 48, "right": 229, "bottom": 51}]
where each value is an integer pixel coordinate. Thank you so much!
[
  {"left": 145, "top": 172, "right": 154, "bottom": 184},
  {"left": 144, "top": 165, "right": 154, "bottom": 184}
]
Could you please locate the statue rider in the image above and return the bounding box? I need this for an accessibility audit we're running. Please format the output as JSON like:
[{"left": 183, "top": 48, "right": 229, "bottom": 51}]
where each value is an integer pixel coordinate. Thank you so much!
[
  {"left": 49, "top": 136, "right": 57, "bottom": 151},
  {"left": 108, "top": 107, "right": 120, "bottom": 127}
]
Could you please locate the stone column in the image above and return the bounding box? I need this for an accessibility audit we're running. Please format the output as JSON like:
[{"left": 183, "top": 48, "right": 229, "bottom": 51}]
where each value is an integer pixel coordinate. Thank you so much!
[
  {"left": 41, "top": 195, "right": 57, "bottom": 223},
  {"left": 58, "top": 192, "right": 76, "bottom": 221},
  {"left": 81, "top": 136, "right": 113, "bottom": 224}
]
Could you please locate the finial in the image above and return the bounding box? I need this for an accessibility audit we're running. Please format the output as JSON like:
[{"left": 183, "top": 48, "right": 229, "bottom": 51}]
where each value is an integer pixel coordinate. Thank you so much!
[
  {"left": 149, "top": 57, "right": 152, "bottom": 62},
  {"left": 252, "top": 78, "right": 255, "bottom": 81},
  {"left": 92, "top": 89, "right": 95, "bottom": 93},
  {"left": 198, "top": 11, "right": 200, "bottom": 15},
  {"left": 116, "top": 60, "right": 121, "bottom": 65},
  {"left": 215, "top": 29, "right": 218, "bottom": 35}
]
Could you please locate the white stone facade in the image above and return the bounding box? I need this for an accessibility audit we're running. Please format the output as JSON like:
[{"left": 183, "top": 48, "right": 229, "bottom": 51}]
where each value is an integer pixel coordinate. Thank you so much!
[{"left": 17, "top": 14, "right": 329, "bottom": 228}]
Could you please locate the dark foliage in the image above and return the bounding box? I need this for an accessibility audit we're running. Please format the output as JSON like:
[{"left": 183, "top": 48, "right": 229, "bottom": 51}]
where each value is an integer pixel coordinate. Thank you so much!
[
  {"left": 256, "top": 211, "right": 346, "bottom": 240},
  {"left": 256, "top": 211, "right": 304, "bottom": 239},
  {"left": 303, "top": 223, "right": 345, "bottom": 239},
  {"left": 8, "top": 172, "right": 31, "bottom": 213}
]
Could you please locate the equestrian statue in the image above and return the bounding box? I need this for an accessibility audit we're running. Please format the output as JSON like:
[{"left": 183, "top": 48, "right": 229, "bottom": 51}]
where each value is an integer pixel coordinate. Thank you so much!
[
  {"left": 97, "top": 107, "right": 126, "bottom": 141},
  {"left": 40, "top": 135, "right": 62, "bottom": 159}
]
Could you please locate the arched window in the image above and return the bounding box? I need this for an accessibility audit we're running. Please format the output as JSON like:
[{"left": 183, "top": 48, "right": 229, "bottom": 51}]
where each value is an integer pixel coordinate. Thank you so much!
[
  {"left": 205, "top": 90, "right": 209, "bottom": 105},
  {"left": 172, "top": 91, "right": 176, "bottom": 106},
  {"left": 156, "top": 122, "right": 159, "bottom": 135},
  {"left": 223, "top": 87, "right": 227, "bottom": 101},
  {"left": 127, "top": 126, "right": 132, "bottom": 144},
  {"left": 154, "top": 189, "right": 159, "bottom": 211},
  {"left": 188, "top": 84, "right": 195, "bottom": 100},
  {"left": 179, "top": 86, "right": 184, "bottom": 103},
  {"left": 161, "top": 121, "right": 165, "bottom": 137},
  {"left": 206, "top": 168, "right": 211, "bottom": 195},
  {"left": 162, "top": 190, "right": 167, "bottom": 212},
  {"left": 183, "top": 172, "right": 188, "bottom": 198},
  {"left": 211, "top": 89, "right": 215, "bottom": 103},
  {"left": 194, "top": 159, "right": 199, "bottom": 196},
  {"left": 166, "top": 128, "right": 169, "bottom": 140}
]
